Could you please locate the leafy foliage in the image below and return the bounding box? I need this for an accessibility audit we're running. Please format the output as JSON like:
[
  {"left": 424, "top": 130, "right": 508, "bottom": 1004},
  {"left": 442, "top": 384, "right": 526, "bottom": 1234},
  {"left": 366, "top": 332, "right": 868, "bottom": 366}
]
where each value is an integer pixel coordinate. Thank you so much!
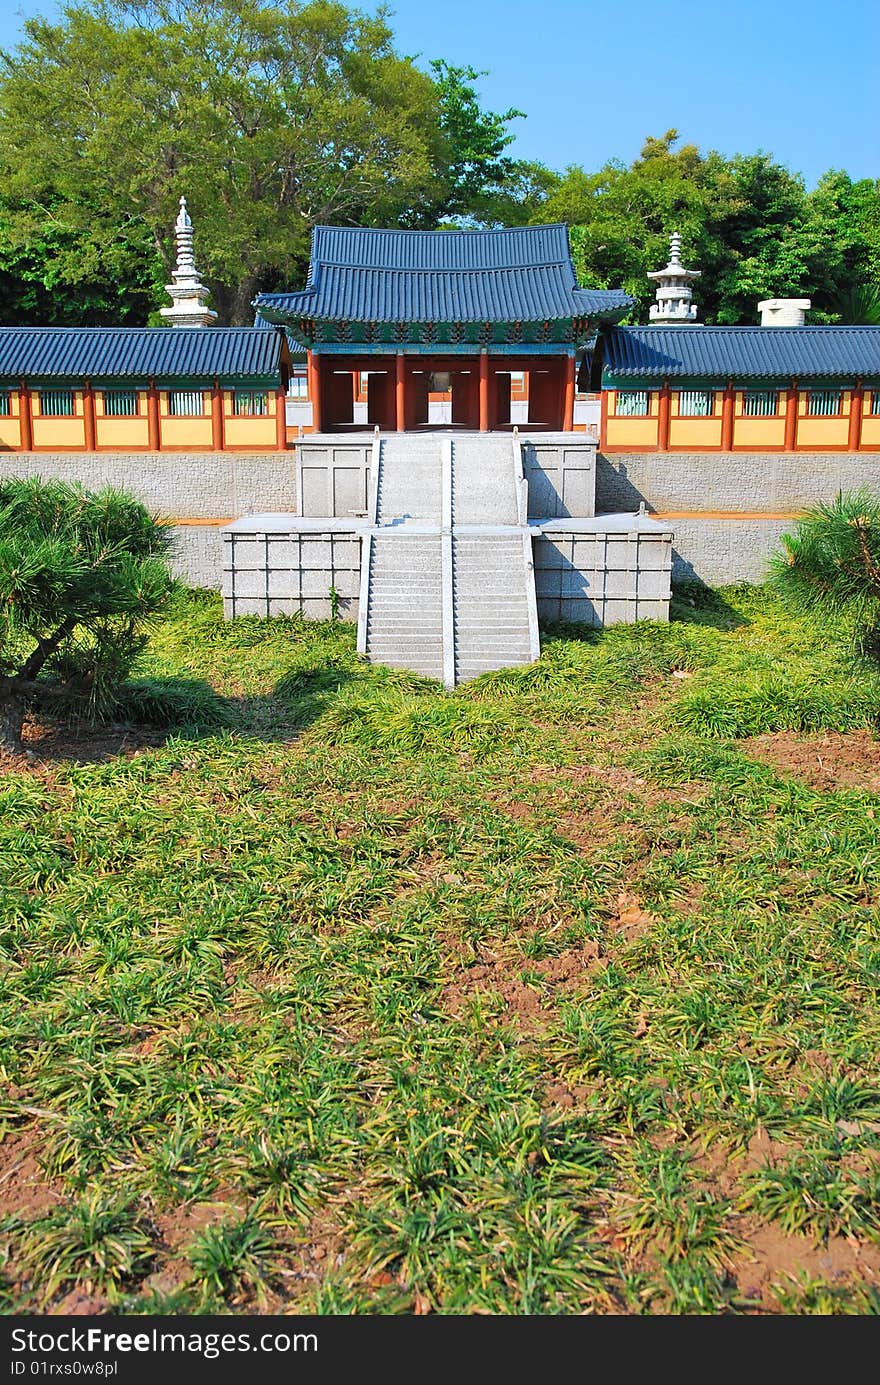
[
  {"left": 770, "top": 491, "right": 880, "bottom": 670},
  {"left": 0, "top": 1, "right": 528, "bottom": 323},
  {"left": 534, "top": 132, "right": 880, "bottom": 323},
  {"left": 0, "top": 477, "right": 175, "bottom": 748}
]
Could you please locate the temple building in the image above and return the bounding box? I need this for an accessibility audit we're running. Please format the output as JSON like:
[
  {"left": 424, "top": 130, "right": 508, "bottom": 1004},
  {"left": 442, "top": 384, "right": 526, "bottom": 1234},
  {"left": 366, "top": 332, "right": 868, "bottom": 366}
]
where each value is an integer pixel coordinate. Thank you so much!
[
  {"left": 253, "top": 225, "right": 632, "bottom": 433},
  {"left": 2, "top": 201, "right": 880, "bottom": 671}
]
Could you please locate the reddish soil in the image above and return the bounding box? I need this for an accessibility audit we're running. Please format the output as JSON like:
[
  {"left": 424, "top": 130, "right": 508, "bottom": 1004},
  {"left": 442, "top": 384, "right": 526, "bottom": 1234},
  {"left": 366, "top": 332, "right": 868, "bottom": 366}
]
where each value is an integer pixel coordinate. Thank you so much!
[
  {"left": 730, "top": 1219, "right": 880, "bottom": 1309},
  {"left": 0, "top": 1129, "right": 64, "bottom": 1219},
  {"left": 744, "top": 730, "right": 880, "bottom": 792},
  {"left": 0, "top": 715, "right": 168, "bottom": 776},
  {"left": 440, "top": 938, "right": 606, "bottom": 1031}
]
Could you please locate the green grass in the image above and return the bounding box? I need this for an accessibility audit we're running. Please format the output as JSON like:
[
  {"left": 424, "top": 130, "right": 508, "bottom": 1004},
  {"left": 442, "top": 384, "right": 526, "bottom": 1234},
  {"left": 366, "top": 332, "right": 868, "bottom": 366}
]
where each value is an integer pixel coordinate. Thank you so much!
[{"left": 2, "top": 584, "right": 880, "bottom": 1314}]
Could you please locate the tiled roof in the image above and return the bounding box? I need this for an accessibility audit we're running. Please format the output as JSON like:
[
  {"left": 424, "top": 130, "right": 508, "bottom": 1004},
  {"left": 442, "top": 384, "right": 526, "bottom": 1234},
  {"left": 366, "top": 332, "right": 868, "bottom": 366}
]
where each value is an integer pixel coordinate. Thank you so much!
[
  {"left": 602, "top": 325, "right": 880, "bottom": 381},
  {"left": 0, "top": 327, "right": 284, "bottom": 384},
  {"left": 255, "top": 225, "right": 634, "bottom": 326}
]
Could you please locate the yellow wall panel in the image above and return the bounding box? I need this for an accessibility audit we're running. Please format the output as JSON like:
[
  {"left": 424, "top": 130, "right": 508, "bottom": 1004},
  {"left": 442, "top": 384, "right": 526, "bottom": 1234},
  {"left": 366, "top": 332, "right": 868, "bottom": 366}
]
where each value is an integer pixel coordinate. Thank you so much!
[
  {"left": 668, "top": 418, "right": 723, "bottom": 448},
  {"left": 159, "top": 417, "right": 213, "bottom": 449},
  {"left": 0, "top": 417, "right": 21, "bottom": 450},
  {"left": 32, "top": 417, "right": 86, "bottom": 448},
  {"left": 605, "top": 418, "right": 659, "bottom": 448},
  {"left": 95, "top": 417, "right": 151, "bottom": 448},
  {"left": 797, "top": 417, "right": 849, "bottom": 448},
  {"left": 733, "top": 417, "right": 787, "bottom": 449},
  {"left": 860, "top": 417, "right": 880, "bottom": 448},
  {"left": 224, "top": 417, "right": 276, "bottom": 449}
]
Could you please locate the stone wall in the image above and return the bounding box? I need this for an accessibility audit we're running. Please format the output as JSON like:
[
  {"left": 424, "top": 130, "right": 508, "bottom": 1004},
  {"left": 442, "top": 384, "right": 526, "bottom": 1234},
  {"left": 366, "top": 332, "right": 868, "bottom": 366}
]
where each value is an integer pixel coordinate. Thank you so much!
[
  {"left": 4, "top": 444, "right": 874, "bottom": 592},
  {"left": 596, "top": 451, "right": 880, "bottom": 514},
  {"left": 0, "top": 450, "right": 296, "bottom": 519}
]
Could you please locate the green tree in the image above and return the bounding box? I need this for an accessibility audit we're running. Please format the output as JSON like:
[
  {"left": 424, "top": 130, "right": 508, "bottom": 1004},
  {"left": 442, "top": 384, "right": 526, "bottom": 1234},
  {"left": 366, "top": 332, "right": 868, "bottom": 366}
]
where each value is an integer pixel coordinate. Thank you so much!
[
  {"left": 0, "top": 0, "right": 449, "bottom": 323},
  {"left": 0, "top": 478, "right": 175, "bottom": 752},
  {"left": 425, "top": 61, "right": 541, "bottom": 226},
  {"left": 0, "top": 207, "right": 162, "bottom": 325},
  {"left": 535, "top": 132, "right": 880, "bottom": 324},
  {"left": 770, "top": 491, "right": 880, "bottom": 674}
]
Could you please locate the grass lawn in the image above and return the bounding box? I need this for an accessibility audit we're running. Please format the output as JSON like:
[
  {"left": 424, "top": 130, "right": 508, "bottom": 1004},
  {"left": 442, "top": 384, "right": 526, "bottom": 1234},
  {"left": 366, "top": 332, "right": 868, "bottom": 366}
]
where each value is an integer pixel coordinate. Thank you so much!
[{"left": 3, "top": 584, "right": 880, "bottom": 1315}]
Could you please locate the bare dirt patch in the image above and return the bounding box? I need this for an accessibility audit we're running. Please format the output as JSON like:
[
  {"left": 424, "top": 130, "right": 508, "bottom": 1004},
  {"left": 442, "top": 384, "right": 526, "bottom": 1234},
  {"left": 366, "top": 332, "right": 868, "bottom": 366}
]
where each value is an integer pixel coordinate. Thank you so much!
[
  {"left": 744, "top": 730, "right": 880, "bottom": 792},
  {"left": 152, "top": 1196, "right": 245, "bottom": 1254},
  {"left": 0, "top": 716, "right": 169, "bottom": 776},
  {"left": 730, "top": 1218, "right": 880, "bottom": 1309},
  {"left": 0, "top": 1129, "right": 64, "bottom": 1219},
  {"left": 440, "top": 939, "right": 606, "bottom": 1032}
]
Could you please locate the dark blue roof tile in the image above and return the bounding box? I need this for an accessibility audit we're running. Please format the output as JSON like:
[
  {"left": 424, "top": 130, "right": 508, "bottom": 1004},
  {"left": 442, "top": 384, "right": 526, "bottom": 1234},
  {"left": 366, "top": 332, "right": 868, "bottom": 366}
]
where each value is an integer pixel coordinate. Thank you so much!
[
  {"left": 255, "top": 225, "right": 634, "bottom": 327},
  {"left": 602, "top": 326, "right": 880, "bottom": 381},
  {"left": 0, "top": 327, "right": 283, "bottom": 384}
]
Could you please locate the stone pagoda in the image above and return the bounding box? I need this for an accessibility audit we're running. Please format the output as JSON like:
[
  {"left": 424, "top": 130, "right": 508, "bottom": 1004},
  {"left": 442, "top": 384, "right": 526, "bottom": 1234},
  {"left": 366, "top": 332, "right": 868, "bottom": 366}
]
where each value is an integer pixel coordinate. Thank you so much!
[
  {"left": 647, "top": 232, "right": 700, "bottom": 325},
  {"left": 160, "top": 196, "right": 217, "bottom": 328}
]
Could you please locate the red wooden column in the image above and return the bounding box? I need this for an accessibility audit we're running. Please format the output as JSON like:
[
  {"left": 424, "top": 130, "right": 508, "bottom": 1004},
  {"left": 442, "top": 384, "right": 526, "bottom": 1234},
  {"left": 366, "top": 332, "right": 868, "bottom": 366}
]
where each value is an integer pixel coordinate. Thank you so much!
[
  {"left": 395, "top": 352, "right": 406, "bottom": 431},
  {"left": 848, "top": 382, "right": 864, "bottom": 452},
  {"left": 599, "top": 391, "right": 609, "bottom": 451},
  {"left": 19, "top": 381, "right": 33, "bottom": 451},
  {"left": 147, "top": 380, "right": 161, "bottom": 451},
  {"left": 657, "top": 381, "right": 671, "bottom": 451},
  {"left": 83, "top": 380, "right": 97, "bottom": 451},
  {"left": 784, "top": 381, "right": 798, "bottom": 451},
  {"left": 479, "top": 351, "right": 490, "bottom": 432},
  {"left": 211, "top": 380, "right": 225, "bottom": 451},
  {"left": 562, "top": 354, "right": 576, "bottom": 431},
  {"left": 307, "top": 350, "right": 322, "bottom": 433},
  {"left": 275, "top": 386, "right": 288, "bottom": 450},
  {"left": 721, "top": 380, "right": 735, "bottom": 451}
]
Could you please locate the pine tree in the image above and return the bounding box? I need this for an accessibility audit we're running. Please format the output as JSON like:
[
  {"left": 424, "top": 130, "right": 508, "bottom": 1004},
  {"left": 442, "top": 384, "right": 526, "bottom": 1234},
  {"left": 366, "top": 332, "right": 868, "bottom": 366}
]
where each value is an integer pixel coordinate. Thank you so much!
[
  {"left": 0, "top": 477, "right": 175, "bottom": 752},
  {"left": 770, "top": 491, "right": 880, "bottom": 669}
]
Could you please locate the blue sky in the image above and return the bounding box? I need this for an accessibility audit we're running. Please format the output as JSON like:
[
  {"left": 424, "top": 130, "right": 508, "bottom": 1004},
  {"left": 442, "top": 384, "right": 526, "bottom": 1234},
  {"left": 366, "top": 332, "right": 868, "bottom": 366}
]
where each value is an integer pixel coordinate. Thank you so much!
[{"left": 0, "top": 0, "right": 876, "bottom": 186}]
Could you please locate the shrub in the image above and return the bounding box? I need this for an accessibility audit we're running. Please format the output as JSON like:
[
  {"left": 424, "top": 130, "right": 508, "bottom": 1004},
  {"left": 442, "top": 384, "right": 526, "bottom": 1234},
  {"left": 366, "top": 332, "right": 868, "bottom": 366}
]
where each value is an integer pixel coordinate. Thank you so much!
[{"left": 0, "top": 477, "right": 175, "bottom": 750}]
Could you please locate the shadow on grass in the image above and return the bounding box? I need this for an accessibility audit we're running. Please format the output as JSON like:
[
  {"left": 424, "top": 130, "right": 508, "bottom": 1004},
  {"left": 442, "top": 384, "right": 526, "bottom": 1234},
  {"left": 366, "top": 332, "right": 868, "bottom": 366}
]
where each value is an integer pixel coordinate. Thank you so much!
[
  {"left": 10, "top": 666, "right": 367, "bottom": 769},
  {"left": 670, "top": 582, "right": 751, "bottom": 632}
]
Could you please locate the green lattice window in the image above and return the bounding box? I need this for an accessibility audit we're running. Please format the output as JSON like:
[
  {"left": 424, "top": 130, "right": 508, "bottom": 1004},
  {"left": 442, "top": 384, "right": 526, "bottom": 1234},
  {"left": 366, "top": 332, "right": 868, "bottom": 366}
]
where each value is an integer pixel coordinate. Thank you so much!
[
  {"left": 0, "top": 391, "right": 10, "bottom": 417},
  {"left": 40, "top": 389, "right": 74, "bottom": 417},
  {"left": 615, "top": 390, "right": 649, "bottom": 417},
  {"left": 168, "top": 390, "right": 204, "bottom": 417},
  {"left": 233, "top": 390, "right": 269, "bottom": 417},
  {"left": 807, "top": 390, "right": 842, "bottom": 417},
  {"left": 743, "top": 390, "right": 778, "bottom": 417},
  {"left": 103, "top": 389, "right": 138, "bottom": 417},
  {"left": 679, "top": 390, "right": 713, "bottom": 417}
]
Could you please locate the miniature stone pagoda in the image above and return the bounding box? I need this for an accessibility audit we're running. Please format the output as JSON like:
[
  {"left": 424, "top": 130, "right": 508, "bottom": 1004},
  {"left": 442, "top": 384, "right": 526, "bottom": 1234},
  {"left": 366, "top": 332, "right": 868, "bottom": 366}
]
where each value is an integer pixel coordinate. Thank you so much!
[
  {"left": 160, "top": 196, "right": 217, "bottom": 328},
  {"left": 647, "top": 232, "right": 700, "bottom": 325}
]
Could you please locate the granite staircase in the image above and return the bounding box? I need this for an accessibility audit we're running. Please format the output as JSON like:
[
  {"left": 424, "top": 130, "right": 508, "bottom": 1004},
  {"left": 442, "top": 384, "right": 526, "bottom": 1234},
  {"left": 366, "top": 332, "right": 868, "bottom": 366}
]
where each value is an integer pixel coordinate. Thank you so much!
[{"left": 359, "top": 432, "right": 539, "bottom": 685}]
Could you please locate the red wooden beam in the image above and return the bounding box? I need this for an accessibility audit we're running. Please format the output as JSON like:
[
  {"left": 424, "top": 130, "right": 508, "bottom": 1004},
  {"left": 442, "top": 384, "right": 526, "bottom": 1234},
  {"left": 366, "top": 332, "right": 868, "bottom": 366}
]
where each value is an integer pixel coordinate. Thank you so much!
[
  {"left": 395, "top": 352, "right": 406, "bottom": 431},
  {"left": 19, "top": 381, "right": 33, "bottom": 452},
  {"left": 657, "top": 381, "right": 671, "bottom": 451},
  {"left": 479, "top": 352, "right": 490, "bottom": 432},
  {"left": 147, "top": 380, "right": 161, "bottom": 451},
  {"left": 784, "top": 382, "right": 798, "bottom": 451},
  {"left": 848, "top": 381, "right": 864, "bottom": 452}
]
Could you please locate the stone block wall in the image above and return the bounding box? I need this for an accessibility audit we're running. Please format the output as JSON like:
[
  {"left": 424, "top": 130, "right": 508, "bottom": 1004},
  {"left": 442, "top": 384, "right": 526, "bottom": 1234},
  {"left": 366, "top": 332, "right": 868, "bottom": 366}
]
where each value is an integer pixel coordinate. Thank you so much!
[
  {"left": 596, "top": 451, "right": 880, "bottom": 515},
  {"left": 534, "top": 529, "right": 672, "bottom": 625}
]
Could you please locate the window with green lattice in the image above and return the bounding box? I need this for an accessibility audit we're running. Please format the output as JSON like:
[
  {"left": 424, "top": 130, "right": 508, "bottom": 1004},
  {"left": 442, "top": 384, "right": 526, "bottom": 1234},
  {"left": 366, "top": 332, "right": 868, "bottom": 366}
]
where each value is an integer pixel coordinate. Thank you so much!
[
  {"left": 103, "top": 390, "right": 138, "bottom": 417},
  {"left": 807, "top": 390, "right": 842, "bottom": 417},
  {"left": 615, "top": 390, "right": 649, "bottom": 417},
  {"left": 233, "top": 390, "right": 269, "bottom": 417},
  {"left": 40, "top": 389, "right": 74, "bottom": 417},
  {"left": 168, "top": 390, "right": 204, "bottom": 417},
  {"left": 679, "top": 390, "right": 712, "bottom": 417},
  {"left": 742, "top": 390, "right": 778, "bottom": 417}
]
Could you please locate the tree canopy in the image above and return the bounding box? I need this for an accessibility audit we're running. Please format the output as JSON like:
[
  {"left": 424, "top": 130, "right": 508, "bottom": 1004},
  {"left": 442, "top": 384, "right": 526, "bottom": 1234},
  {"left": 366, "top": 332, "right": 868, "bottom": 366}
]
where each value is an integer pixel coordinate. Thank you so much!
[
  {"left": 532, "top": 132, "right": 880, "bottom": 324},
  {"left": 0, "top": 477, "right": 175, "bottom": 751},
  {"left": 0, "top": 5, "right": 876, "bottom": 327}
]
